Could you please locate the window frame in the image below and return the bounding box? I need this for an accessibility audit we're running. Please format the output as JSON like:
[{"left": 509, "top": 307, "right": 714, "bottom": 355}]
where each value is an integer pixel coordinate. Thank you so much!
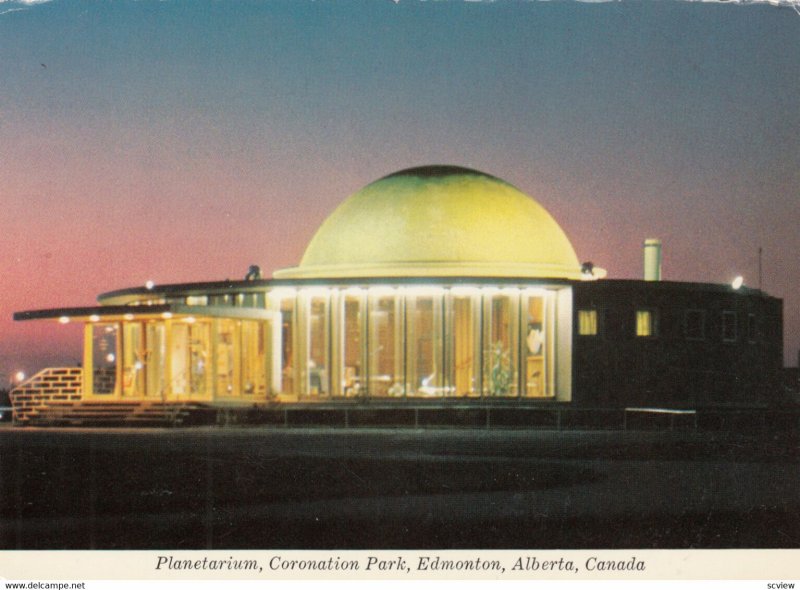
[
  {"left": 721, "top": 310, "right": 738, "bottom": 343},
  {"left": 684, "top": 309, "right": 706, "bottom": 341},
  {"left": 577, "top": 308, "right": 599, "bottom": 337},
  {"left": 635, "top": 308, "right": 658, "bottom": 338}
]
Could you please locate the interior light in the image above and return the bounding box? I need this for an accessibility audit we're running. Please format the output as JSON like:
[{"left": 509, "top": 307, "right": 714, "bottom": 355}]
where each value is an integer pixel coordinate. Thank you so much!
[
  {"left": 342, "top": 287, "right": 365, "bottom": 297},
  {"left": 450, "top": 286, "right": 480, "bottom": 297},
  {"left": 522, "top": 287, "right": 548, "bottom": 296},
  {"left": 301, "top": 287, "right": 331, "bottom": 298},
  {"left": 368, "top": 286, "right": 396, "bottom": 298},
  {"left": 268, "top": 287, "right": 297, "bottom": 300},
  {"left": 105, "top": 353, "right": 116, "bottom": 363},
  {"left": 402, "top": 286, "right": 443, "bottom": 298}
]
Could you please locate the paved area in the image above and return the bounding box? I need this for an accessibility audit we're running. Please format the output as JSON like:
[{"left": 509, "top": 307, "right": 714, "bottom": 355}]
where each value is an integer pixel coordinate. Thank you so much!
[{"left": 0, "top": 426, "right": 797, "bottom": 549}]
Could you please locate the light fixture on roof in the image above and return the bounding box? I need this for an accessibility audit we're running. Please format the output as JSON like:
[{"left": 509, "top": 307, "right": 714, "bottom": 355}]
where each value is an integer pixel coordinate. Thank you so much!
[
  {"left": 732, "top": 276, "right": 744, "bottom": 290},
  {"left": 145, "top": 280, "right": 155, "bottom": 290},
  {"left": 14, "top": 371, "right": 25, "bottom": 384},
  {"left": 581, "top": 261, "right": 608, "bottom": 281}
]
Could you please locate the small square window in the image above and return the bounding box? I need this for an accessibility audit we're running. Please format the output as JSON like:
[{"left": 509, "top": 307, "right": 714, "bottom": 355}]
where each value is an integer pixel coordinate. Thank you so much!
[
  {"left": 685, "top": 310, "right": 705, "bottom": 340},
  {"left": 722, "top": 311, "right": 737, "bottom": 342},
  {"left": 636, "top": 310, "right": 657, "bottom": 337},
  {"left": 578, "top": 309, "right": 598, "bottom": 336}
]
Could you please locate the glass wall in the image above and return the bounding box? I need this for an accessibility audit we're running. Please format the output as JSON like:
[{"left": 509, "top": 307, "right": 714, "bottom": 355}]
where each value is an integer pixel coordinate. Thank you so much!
[
  {"left": 483, "top": 290, "right": 519, "bottom": 396},
  {"left": 406, "top": 293, "right": 444, "bottom": 397},
  {"left": 522, "top": 291, "right": 555, "bottom": 398},
  {"left": 267, "top": 291, "right": 296, "bottom": 396},
  {"left": 269, "top": 283, "right": 568, "bottom": 401},
  {"left": 215, "top": 319, "right": 238, "bottom": 396},
  {"left": 92, "top": 323, "right": 119, "bottom": 394},
  {"left": 146, "top": 323, "right": 167, "bottom": 398},
  {"left": 240, "top": 320, "right": 267, "bottom": 397},
  {"left": 368, "top": 290, "right": 403, "bottom": 397},
  {"left": 341, "top": 292, "right": 365, "bottom": 396},
  {"left": 447, "top": 292, "right": 480, "bottom": 397},
  {"left": 308, "top": 295, "right": 329, "bottom": 396},
  {"left": 120, "top": 321, "right": 168, "bottom": 399},
  {"left": 170, "top": 321, "right": 212, "bottom": 397}
]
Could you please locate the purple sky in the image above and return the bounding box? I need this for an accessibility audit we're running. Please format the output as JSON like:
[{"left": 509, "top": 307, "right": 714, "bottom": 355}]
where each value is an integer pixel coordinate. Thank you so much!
[{"left": 1, "top": 0, "right": 798, "bottom": 381}]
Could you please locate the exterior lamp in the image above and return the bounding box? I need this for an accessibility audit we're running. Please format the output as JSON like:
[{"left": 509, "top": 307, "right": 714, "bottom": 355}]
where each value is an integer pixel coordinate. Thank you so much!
[{"left": 732, "top": 276, "right": 744, "bottom": 290}]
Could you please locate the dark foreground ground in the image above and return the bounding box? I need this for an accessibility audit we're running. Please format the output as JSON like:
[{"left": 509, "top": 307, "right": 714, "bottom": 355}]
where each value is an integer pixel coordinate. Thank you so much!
[{"left": 0, "top": 425, "right": 798, "bottom": 549}]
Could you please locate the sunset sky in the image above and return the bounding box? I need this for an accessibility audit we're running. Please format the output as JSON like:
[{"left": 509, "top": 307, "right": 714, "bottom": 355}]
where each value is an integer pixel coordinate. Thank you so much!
[{"left": 1, "top": 0, "right": 798, "bottom": 381}]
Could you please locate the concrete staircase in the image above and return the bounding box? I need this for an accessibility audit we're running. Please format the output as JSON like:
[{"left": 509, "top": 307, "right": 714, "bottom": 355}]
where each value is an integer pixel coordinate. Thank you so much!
[{"left": 19, "top": 400, "right": 215, "bottom": 427}]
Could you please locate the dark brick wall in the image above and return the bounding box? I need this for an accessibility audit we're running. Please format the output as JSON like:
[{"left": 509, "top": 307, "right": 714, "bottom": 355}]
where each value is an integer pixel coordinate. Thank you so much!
[{"left": 572, "top": 280, "right": 783, "bottom": 408}]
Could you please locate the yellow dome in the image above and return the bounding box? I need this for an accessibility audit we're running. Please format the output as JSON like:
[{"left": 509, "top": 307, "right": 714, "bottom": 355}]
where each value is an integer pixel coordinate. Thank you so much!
[{"left": 274, "top": 166, "right": 582, "bottom": 280}]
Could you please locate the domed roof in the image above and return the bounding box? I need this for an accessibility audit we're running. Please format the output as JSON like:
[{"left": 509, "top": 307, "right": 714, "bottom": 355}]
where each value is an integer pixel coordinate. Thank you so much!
[{"left": 274, "top": 165, "right": 582, "bottom": 280}]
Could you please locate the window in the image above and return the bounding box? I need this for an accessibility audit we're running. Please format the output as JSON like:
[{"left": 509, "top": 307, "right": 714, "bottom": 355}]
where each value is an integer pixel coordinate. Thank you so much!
[
  {"left": 722, "top": 311, "right": 737, "bottom": 342},
  {"left": 685, "top": 310, "right": 705, "bottom": 340},
  {"left": 341, "top": 293, "right": 364, "bottom": 397},
  {"left": 635, "top": 310, "right": 657, "bottom": 337},
  {"left": 484, "top": 292, "right": 519, "bottom": 396},
  {"left": 747, "top": 313, "right": 757, "bottom": 343},
  {"left": 578, "top": 309, "right": 598, "bottom": 336},
  {"left": 307, "top": 296, "right": 329, "bottom": 396},
  {"left": 369, "top": 292, "right": 402, "bottom": 397},
  {"left": 92, "top": 323, "right": 119, "bottom": 394}
]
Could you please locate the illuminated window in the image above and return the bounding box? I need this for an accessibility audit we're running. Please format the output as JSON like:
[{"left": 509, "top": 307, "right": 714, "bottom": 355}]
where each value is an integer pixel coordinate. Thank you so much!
[
  {"left": 369, "top": 292, "right": 402, "bottom": 397},
  {"left": 307, "top": 296, "right": 329, "bottom": 396},
  {"left": 341, "top": 294, "right": 364, "bottom": 397},
  {"left": 170, "top": 321, "right": 211, "bottom": 396},
  {"left": 484, "top": 292, "right": 519, "bottom": 397},
  {"left": 685, "top": 310, "right": 705, "bottom": 340},
  {"left": 635, "top": 310, "right": 657, "bottom": 337},
  {"left": 449, "top": 293, "right": 479, "bottom": 397},
  {"left": 241, "top": 320, "right": 267, "bottom": 397},
  {"left": 92, "top": 323, "right": 119, "bottom": 394},
  {"left": 722, "top": 311, "right": 737, "bottom": 342},
  {"left": 578, "top": 310, "right": 598, "bottom": 336},
  {"left": 408, "top": 295, "right": 444, "bottom": 397}
]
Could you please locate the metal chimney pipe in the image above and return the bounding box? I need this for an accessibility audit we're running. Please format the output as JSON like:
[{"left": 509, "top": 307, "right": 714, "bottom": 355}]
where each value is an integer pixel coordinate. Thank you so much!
[{"left": 643, "top": 238, "right": 662, "bottom": 281}]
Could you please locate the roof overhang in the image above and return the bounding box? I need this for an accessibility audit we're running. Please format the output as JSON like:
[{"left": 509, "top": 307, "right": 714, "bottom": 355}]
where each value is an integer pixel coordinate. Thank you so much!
[{"left": 13, "top": 304, "right": 277, "bottom": 323}]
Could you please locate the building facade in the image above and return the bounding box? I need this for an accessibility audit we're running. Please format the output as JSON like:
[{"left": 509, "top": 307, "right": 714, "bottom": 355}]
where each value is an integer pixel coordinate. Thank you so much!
[{"left": 12, "top": 166, "right": 784, "bottom": 422}]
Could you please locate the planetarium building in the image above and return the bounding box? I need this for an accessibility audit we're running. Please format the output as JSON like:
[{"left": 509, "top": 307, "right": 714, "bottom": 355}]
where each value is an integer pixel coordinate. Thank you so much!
[{"left": 11, "top": 166, "right": 784, "bottom": 426}]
